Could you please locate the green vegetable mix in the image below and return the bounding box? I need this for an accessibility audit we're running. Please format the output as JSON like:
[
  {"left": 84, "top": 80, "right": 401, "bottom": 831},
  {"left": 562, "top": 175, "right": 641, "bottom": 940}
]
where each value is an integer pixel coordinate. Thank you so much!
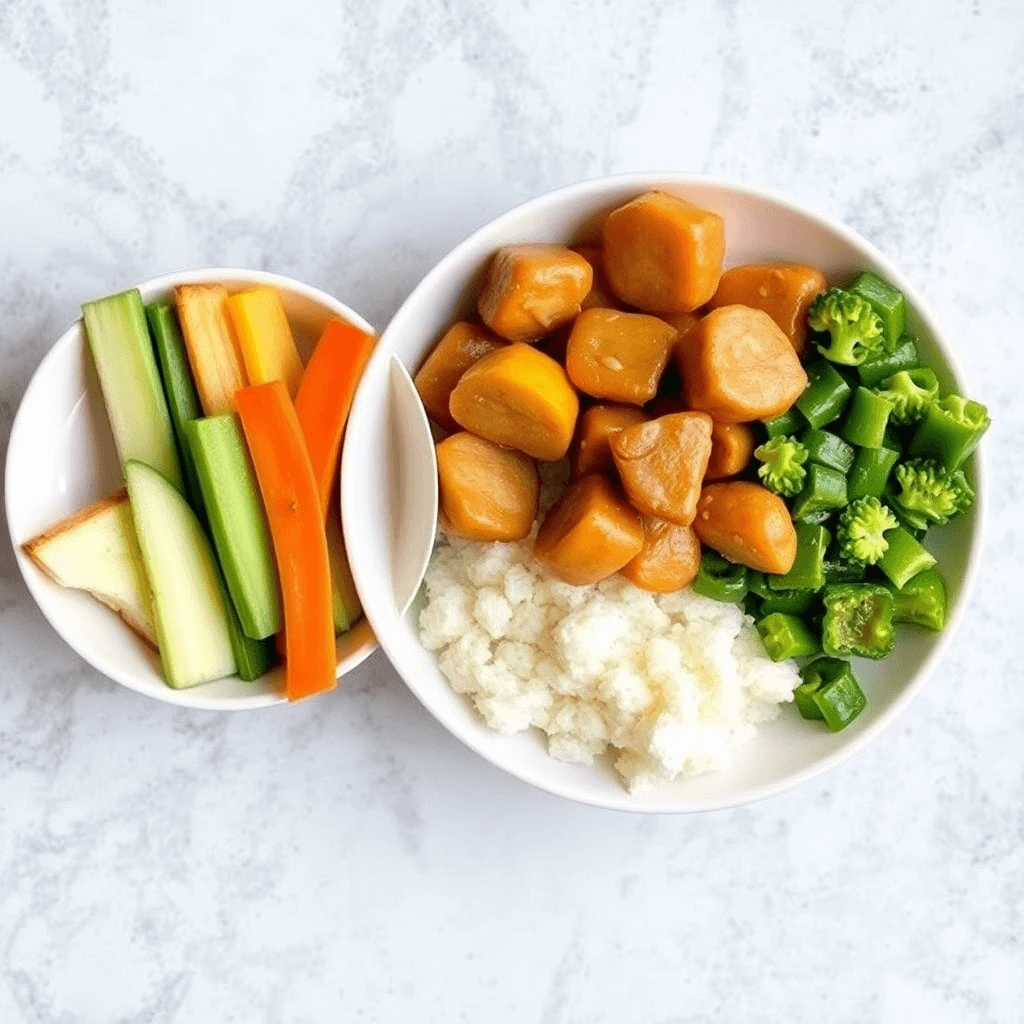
[{"left": 686, "top": 268, "right": 987, "bottom": 735}]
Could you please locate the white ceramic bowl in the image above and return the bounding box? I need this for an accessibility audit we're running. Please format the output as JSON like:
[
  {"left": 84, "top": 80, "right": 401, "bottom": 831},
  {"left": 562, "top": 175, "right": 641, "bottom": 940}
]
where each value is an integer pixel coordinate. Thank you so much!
[
  {"left": 7, "top": 268, "right": 377, "bottom": 710},
  {"left": 342, "top": 174, "right": 985, "bottom": 812}
]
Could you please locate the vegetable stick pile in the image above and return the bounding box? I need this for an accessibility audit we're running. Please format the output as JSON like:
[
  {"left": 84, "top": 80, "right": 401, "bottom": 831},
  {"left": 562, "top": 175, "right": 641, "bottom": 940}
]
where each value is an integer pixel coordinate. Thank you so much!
[{"left": 25, "top": 282, "right": 374, "bottom": 699}]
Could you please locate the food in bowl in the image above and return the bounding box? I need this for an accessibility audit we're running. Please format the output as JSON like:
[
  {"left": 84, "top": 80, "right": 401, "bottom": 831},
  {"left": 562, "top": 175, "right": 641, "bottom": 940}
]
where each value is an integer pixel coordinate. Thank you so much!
[
  {"left": 21, "top": 284, "right": 374, "bottom": 699},
  {"left": 414, "top": 189, "right": 989, "bottom": 789}
]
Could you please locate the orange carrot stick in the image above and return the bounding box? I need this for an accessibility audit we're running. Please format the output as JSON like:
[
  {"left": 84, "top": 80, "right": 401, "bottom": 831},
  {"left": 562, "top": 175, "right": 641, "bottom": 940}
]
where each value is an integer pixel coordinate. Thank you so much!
[
  {"left": 235, "top": 380, "right": 335, "bottom": 701},
  {"left": 295, "top": 319, "right": 376, "bottom": 513}
]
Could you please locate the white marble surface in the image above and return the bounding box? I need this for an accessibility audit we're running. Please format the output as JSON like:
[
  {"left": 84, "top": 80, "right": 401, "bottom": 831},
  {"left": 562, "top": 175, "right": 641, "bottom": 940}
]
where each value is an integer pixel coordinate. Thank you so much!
[{"left": 1, "top": 0, "right": 1022, "bottom": 1020}]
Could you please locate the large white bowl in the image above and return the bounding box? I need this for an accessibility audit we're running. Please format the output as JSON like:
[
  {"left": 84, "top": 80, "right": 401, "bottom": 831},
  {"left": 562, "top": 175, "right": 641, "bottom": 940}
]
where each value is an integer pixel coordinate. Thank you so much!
[
  {"left": 6, "top": 268, "right": 377, "bottom": 710},
  {"left": 342, "top": 174, "right": 985, "bottom": 812}
]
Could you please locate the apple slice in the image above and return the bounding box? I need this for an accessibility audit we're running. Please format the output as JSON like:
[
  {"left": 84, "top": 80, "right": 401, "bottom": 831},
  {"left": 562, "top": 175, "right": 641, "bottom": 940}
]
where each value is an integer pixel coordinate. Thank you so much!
[{"left": 22, "top": 488, "right": 157, "bottom": 647}]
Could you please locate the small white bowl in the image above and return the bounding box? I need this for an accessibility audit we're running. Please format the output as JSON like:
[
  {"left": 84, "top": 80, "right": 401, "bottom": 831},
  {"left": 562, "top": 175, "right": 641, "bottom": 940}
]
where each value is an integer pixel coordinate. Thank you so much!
[
  {"left": 6, "top": 268, "right": 377, "bottom": 710},
  {"left": 342, "top": 174, "right": 986, "bottom": 812}
]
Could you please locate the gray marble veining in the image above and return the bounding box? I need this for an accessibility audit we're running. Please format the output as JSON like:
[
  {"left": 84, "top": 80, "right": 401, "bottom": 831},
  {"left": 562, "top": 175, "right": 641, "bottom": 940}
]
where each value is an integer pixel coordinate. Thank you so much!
[{"left": 1, "top": 0, "right": 1022, "bottom": 1020}]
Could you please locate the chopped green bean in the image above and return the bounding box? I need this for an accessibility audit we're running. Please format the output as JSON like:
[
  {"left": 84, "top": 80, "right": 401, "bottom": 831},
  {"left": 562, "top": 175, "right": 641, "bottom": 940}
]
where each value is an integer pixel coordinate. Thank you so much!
[
  {"left": 796, "top": 657, "right": 867, "bottom": 730},
  {"left": 802, "top": 428, "right": 856, "bottom": 474},
  {"left": 792, "top": 463, "right": 848, "bottom": 519},
  {"left": 877, "top": 526, "right": 936, "bottom": 589},
  {"left": 795, "top": 360, "right": 852, "bottom": 429},
  {"left": 764, "top": 407, "right": 805, "bottom": 438},
  {"left": 847, "top": 445, "right": 900, "bottom": 500},
  {"left": 888, "top": 568, "right": 946, "bottom": 630},
  {"left": 841, "top": 387, "right": 894, "bottom": 449},
  {"left": 756, "top": 613, "right": 820, "bottom": 661},
  {"left": 858, "top": 333, "right": 921, "bottom": 387},
  {"left": 770, "top": 523, "right": 830, "bottom": 591},
  {"left": 849, "top": 271, "right": 907, "bottom": 349},
  {"left": 692, "top": 550, "right": 748, "bottom": 604}
]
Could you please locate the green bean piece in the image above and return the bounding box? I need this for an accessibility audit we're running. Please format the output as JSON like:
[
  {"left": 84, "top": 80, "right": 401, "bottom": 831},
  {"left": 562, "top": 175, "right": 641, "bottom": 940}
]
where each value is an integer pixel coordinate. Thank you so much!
[
  {"left": 840, "top": 387, "right": 894, "bottom": 449},
  {"left": 758, "top": 587, "right": 817, "bottom": 616},
  {"left": 796, "top": 657, "right": 867, "bottom": 730},
  {"left": 769, "top": 523, "right": 831, "bottom": 592},
  {"left": 858, "top": 333, "right": 921, "bottom": 387},
  {"left": 756, "top": 613, "right": 820, "bottom": 661},
  {"left": 847, "top": 445, "right": 900, "bottom": 500},
  {"left": 849, "top": 271, "right": 907, "bottom": 349},
  {"left": 764, "top": 407, "right": 805, "bottom": 439},
  {"left": 795, "top": 360, "right": 852, "bottom": 429},
  {"left": 909, "top": 395, "right": 991, "bottom": 470},
  {"left": 802, "top": 428, "right": 856, "bottom": 474},
  {"left": 888, "top": 568, "right": 946, "bottom": 631},
  {"left": 877, "top": 526, "right": 936, "bottom": 590},
  {"left": 792, "top": 463, "right": 848, "bottom": 520},
  {"left": 692, "top": 550, "right": 748, "bottom": 604},
  {"left": 746, "top": 571, "right": 773, "bottom": 600},
  {"left": 823, "top": 555, "right": 867, "bottom": 585},
  {"left": 821, "top": 583, "right": 896, "bottom": 660}
]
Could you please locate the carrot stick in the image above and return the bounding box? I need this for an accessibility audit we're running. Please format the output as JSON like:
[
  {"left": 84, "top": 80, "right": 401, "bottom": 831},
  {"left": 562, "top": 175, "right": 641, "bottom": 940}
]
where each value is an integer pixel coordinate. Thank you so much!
[
  {"left": 295, "top": 319, "right": 376, "bottom": 513},
  {"left": 235, "top": 380, "right": 335, "bottom": 701}
]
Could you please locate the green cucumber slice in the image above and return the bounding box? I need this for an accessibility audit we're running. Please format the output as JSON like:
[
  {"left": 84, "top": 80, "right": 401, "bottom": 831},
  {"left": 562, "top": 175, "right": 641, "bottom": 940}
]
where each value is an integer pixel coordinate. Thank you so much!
[
  {"left": 183, "top": 416, "right": 282, "bottom": 640},
  {"left": 124, "top": 460, "right": 235, "bottom": 688},
  {"left": 82, "top": 289, "right": 184, "bottom": 492}
]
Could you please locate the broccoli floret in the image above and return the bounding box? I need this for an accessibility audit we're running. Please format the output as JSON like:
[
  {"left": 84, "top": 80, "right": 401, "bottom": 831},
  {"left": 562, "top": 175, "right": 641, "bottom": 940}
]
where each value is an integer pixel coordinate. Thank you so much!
[
  {"left": 873, "top": 368, "right": 940, "bottom": 425},
  {"left": 835, "top": 496, "right": 898, "bottom": 564},
  {"left": 808, "top": 288, "right": 885, "bottom": 366},
  {"left": 891, "top": 458, "right": 975, "bottom": 529},
  {"left": 754, "top": 435, "right": 808, "bottom": 497}
]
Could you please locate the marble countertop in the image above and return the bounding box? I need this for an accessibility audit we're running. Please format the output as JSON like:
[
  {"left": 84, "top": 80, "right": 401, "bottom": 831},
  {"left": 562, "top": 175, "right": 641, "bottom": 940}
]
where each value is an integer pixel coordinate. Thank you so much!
[{"left": 2, "top": 1, "right": 1022, "bottom": 1020}]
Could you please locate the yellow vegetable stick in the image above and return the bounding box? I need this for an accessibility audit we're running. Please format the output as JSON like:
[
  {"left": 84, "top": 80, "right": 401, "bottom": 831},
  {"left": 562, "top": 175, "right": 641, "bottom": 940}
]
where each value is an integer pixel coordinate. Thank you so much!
[
  {"left": 174, "top": 284, "right": 248, "bottom": 416},
  {"left": 226, "top": 286, "right": 304, "bottom": 398}
]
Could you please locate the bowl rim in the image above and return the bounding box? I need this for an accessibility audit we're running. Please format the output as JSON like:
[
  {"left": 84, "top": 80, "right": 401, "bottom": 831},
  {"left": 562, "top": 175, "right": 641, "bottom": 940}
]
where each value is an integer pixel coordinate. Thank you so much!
[
  {"left": 344, "top": 171, "right": 987, "bottom": 812},
  {"left": 6, "top": 266, "right": 378, "bottom": 711}
]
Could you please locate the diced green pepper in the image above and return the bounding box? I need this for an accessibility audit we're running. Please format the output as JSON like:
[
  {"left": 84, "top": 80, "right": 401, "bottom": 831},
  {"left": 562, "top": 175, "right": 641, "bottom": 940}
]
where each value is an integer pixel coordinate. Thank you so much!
[
  {"left": 877, "top": 526, "right": 936, "bottom": 589},
  {"left": 764, "top": 407, "right": 805, "bottom": 438},
  {"left": 887, "top": 568, "right": 946, "bottom": 631},
  {"left": 802, "top": 428, "right": 856, "bottom": 474},
  {"left": 756, "top": 612, "right": 820, "bottom": 661},
  {"left": 792, "top": 463, "right": 848, "bottom": 519},
  {"left": 796, "top": 657, "right": 867, "bottom": 730},
  {"left": 858, "top": 333, "right": 920, "bottom": 387},
  {"left": 847, "top": 445, "right": 900, "bottom": 500},
  {"left": 692, "top": 550, "right": 748, "bottom": 604},
  {"left": 909, "top": 394, "right": 991, "bottom": 470},
  {"left": 770, "top": 523, "right": 831, "bottom": 591},
  {"left": 841, "top": 387, "right": 894, "bottom": 449},
  {"left": 821, "top": 583, "right": 896, "bottom": 660},
  {"left": 849, "top": 271, "right": 907, "bottom": 350},
  {"left": 795, "top": 360, "right": 852, "bottom": 429},
  {"left": 758, "top": 588, "right": 817, "bottom": 616}
]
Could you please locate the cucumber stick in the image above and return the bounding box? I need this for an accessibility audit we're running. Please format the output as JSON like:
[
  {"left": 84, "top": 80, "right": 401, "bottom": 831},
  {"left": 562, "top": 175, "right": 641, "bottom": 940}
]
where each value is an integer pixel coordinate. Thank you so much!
[
  {"left": 124, "top": 460, "right": 236, "bottom": 688},
  {"left": 82, "top": 289, "right": 184, "bottom": 492},
  {"left": 183, "top": 416, "right": 282, "bottom": 640},
  {"left": 145, "top": 301, "right": 205, "bottom": 518}
]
